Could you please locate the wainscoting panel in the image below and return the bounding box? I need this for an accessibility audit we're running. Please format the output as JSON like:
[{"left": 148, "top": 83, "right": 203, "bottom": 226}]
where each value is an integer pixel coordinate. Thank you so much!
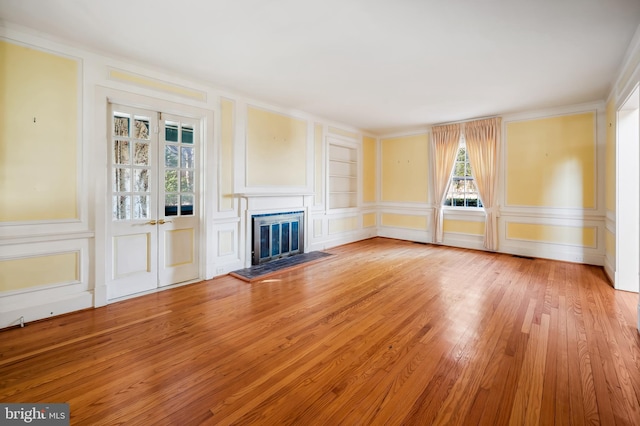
[
  {"left": 0, "top": 237, "right": 92, "bottom": 329},
  {"left": 499, "top": 214, "right": 605, "bottom": 265}
]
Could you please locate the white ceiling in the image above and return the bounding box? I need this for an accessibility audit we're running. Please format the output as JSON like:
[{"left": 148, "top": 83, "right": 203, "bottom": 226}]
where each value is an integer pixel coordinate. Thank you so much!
[{"left": 1, "top": 0, "right": 639, "bottom": 134}]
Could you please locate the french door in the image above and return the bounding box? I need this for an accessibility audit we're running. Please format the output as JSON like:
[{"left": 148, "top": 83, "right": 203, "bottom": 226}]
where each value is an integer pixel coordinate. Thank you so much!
[{"left": 107, "top": 104, "right": 200, "bottom": 300}]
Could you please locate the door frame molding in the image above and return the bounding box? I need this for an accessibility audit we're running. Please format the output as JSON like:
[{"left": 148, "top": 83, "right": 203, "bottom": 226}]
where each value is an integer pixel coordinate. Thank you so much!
[{"left": 94, "top": 86, "right": 214, "bottom": 306}]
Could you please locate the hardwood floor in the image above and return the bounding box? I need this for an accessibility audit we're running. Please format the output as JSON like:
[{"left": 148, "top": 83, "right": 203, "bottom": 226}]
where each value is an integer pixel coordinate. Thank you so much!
[{"left": 1, "top": 237, "right": 639, "bottom": 425}]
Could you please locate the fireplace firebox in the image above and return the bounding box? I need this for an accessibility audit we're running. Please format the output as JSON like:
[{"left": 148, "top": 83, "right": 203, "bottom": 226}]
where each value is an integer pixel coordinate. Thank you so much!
[{"left": 252, "top": 211, "right": 304, "bottom": 265}]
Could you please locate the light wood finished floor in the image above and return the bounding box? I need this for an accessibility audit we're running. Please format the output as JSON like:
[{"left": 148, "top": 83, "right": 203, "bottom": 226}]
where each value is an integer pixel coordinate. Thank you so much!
[{"left": 1, "top": 238, "right": 639, "bottom": 425}]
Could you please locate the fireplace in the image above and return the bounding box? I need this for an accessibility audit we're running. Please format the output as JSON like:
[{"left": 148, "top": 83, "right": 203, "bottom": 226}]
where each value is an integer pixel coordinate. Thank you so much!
[{"left": 252, "top": 211, "right": 304, "bottom": 265}]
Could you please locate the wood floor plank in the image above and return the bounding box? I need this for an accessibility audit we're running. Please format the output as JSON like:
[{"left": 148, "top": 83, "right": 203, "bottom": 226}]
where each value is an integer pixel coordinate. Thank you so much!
[{"left": 1, "top": 238, "right": 639, "bottom": 425}]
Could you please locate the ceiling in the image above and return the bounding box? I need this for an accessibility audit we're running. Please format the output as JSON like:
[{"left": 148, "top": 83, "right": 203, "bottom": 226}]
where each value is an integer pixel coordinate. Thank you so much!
[{"left": 1, "top": 0, "right": 639, "bottom": 134}]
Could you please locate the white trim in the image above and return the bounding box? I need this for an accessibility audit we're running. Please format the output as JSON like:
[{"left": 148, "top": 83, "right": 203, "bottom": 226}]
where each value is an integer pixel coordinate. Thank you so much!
[
  {"left": 604, "top": 254, "right": 616, "bottom": 285},
  {"left": 613, "top": 23, "right": 640, "bottom": 105},
  {"left": 376, "top": 227, "right": 430, "bottom": 244},
  {"left": 0, "top": 237, "right": 92, "bottom": 328},
  {"left": 93, "top": 86, "right": 214, "bottom": 305},
  {"left": 379, "top": 129, "right": 431, "bottom": 140},
  {"left": 500, "top": 206, "right": 605, "bottom": 221},
  {"left": 441, "top": 232, "right": 485, "bottom": 251},
  {"left": 443, "top": 207, "right": 486, "bottom": 219},
  {"left": 0, "top": 231, "right": 94, "bottom": 246},
  {"left": 0, "top": 292, "right": 93, "bottom": 329},
  {"left": 499, "top": 243, "right": 604, "bottom": 266},
  {"left": 605, "top": 210, "right": 616, "bottom": 234},
  {"left": 501, "top": 101, "right": 605, "bottom": 123}
]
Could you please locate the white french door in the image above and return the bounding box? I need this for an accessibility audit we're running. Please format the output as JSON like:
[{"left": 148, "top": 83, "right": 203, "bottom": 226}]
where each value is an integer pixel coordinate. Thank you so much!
[{"left": 107, "top": 104, "right": 200, "bottom": 300}]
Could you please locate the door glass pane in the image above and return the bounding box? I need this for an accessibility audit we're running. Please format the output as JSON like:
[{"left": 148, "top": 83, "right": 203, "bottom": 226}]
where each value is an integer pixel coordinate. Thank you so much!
[
  {"left": 134, "top": 169, "right": 149, "bottom": 192},
  {"left": 134, "top": 119, "right": 150, "bottom": 140},
  {"left": 113, "top": 195, "right": 131, "bottom": 220},
  {"left": 134, "top": 142, "right": 150, "bottom": 166},
  {"left": 180, "top": 194, "right": 194, "bottom": 216},
  {"left": 133, "top": 195, "right": 149, "bottom": 219},
  {"left": 114, "top": 140, "right": 130, "bottom": 164},
  {"left": 165, "top": 122, "right": 179, "bottom": 142},
  {"left": 165, "top": 194, "right": 178, "bottom": 216},
  {"left": 113, "top": 168, "right": 131, "bottom": 192},
  {"left": 165, "top": 145, "right": 178, "bottom": 167},
  {"left": 181, "top": 146, "right": 194, "bottom": 168},
  {"left": 165, "top": 170, "right": 178, "bottom": 192},
  {"left": 182, "top": 125, "right": 194, "bottom": 144},
  {"left": 180, "top": 170, "right": 194, "bottom": 192},
  {"left": 114, "top": 116, "right": 129, "bottom": 136}
]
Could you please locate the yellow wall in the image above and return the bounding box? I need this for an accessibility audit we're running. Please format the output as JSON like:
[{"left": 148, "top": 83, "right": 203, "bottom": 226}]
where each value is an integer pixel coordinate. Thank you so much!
[
  {"left": 314, "top": 123, "right": 323, "bottom": 205},
  {"left": 0, "top": 252, "right": 78, "bottom": 292},
  {"left": 328, "top": 216, "right": 358, "bottom": 234},
  {"left": 109, "top": 69, "right": 206, "bottom": 101},
  {"left": 505, "top": 113, "right": 596, "bottom": 208},
  {"left": 605, "top": 100, "right": 616, "bottom": 212},
  {"left": 443, "top": 219, "right": 484, "bottom": 235},
  {"left": 220, "top": 99, "right": 234, "bottom": 210},
  {"left": 506, "top": 223, "right": 596, "bottom": 247},
  {"left": 381, "top": 213, "right": 427, "bottom": 230},
  {"left": 0, "top": 41, "right": 78, "bottom": 221},
  {"left": 362, "top": 136, "right": 377, "bottom": 203},
  {"left": 246, "top": 107, "right": 307, "bottom": 187},
  {"left": 381, "top": 134, "right": 429, "bottom": 203},
  {"left": 363, "top": 212, "right": 376, "bottom": 228}
]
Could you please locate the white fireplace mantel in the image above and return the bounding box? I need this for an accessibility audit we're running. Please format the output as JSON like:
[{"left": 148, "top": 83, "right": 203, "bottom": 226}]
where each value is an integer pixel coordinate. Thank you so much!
[
  {"left": 235, "top": 192, "right": 314, "bottom": 267},
  {"left": 235, "top": 192, "right": 314, "bottom": 213},
  {"left": 234, "top": 192, "right": 314, "bottom": 198}
]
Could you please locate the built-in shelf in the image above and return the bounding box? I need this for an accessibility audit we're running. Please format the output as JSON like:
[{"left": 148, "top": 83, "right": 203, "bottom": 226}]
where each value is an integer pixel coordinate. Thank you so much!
[{"left": 328, "top": 142, "right": 358, "bottom": 209}]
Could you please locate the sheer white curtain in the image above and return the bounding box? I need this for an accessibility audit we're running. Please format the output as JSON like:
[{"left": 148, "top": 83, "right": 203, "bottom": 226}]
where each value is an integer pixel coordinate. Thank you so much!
[
  {"left": 465, "top": 117, "right": 501, "bottom": 250},
  {"left": 431, "top": 123, "right": 461, "bottom": 243}
]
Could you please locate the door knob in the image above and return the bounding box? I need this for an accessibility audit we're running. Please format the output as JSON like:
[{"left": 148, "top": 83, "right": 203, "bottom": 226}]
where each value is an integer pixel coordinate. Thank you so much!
[
  {"left": 146, "top": 220, "right": 157, "bottom": 225},
  {"left": 158, "top": 219, "right": 172, "bottom": 225}
]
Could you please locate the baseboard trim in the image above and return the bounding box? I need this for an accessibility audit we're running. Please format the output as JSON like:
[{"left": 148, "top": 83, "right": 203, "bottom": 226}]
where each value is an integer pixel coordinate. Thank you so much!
[{"left": 0, "top": 292, "right": 93, "bottom": 330}]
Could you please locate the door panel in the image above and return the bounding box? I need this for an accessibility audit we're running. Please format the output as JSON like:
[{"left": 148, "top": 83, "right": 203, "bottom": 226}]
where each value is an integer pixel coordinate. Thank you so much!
[
  {"left": 113, "top": 233, "right": 150, "bottom": 278},
  {"left": 108, "top": 106, "right": 158, "bottom": 300},
  {"left": 107, "top": 106, "right": 200, "bottom": 299},
  {"left": 158, "top": 114, "right": 199, "bottom": 287}
]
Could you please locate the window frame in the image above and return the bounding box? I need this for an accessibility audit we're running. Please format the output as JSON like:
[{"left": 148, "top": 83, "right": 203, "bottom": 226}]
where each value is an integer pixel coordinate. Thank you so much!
[{"left": 442, "top": 139, "right": 484, "bottom": 210}]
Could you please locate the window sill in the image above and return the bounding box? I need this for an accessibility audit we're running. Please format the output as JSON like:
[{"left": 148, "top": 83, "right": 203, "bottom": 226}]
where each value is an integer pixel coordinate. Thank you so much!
[{"left": 442, "top": 207, "right": 486, "bottom": 219}]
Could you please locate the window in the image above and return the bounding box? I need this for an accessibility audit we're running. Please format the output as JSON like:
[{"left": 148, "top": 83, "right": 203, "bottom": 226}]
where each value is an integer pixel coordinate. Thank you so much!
[{"left": 444, "top": 142, "right": 483, "bottom": 208}]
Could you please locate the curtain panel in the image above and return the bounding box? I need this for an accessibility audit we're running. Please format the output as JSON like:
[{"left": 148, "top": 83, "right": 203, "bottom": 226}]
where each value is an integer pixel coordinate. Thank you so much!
[
  {"left": 464, "top": 117, "right": 501, "bottom": 251},
  {"left": 431, "top": 123, "right": 462, "bottom": 243}
]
